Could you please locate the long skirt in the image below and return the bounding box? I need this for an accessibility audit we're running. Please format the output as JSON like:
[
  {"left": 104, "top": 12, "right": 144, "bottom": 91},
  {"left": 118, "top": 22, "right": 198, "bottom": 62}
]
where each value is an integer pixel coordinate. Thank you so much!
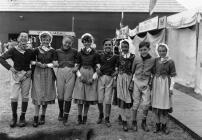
[
  {"left": 72, "top": 66, "right": 97, "bottom": 105},
  {"left": 151, "top": 76, "right": 172, "bottom": 110},
  {"left": 31, "top": 66, "right": 56, "bottom": 105},
  {"left": 116, "top": 73, "right": 133, "bottom": 109}
]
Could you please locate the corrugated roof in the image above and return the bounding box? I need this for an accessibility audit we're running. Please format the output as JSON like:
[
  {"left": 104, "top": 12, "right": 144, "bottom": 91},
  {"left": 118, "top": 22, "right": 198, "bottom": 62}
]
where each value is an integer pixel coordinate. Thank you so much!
[{"left": 0, "top": 0, "right": 186, "bottom": 12}]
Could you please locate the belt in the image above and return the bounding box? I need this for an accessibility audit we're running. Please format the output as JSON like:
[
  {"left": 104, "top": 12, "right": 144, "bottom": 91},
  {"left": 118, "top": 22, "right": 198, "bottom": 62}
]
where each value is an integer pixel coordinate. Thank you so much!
[
  {"left": 119, "top": 71, "right": 132, "bottom": 75},
  {"left": 58, "top": 65, "right": 74, "bottom": 68},
  {"left": 102, "top": 72, "right": 113, "bottom": 76},
  {"left": 82, "top": 65, "right": 92, "bottom": 69}
]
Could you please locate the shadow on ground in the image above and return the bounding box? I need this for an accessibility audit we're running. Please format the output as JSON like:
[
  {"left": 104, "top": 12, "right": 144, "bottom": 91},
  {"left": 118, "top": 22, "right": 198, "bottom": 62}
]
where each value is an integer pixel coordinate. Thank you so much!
[{"left": 0, "top": 128, "right": 94, "bottom": 140}]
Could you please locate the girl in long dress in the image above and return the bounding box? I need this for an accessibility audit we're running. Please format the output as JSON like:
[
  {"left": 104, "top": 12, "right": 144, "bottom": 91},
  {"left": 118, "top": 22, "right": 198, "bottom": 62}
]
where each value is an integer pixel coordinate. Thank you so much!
[
  {"left": 73, "top": 33, "right": 100, "bottom": 124},
  {"left": 116, "top": 40, "right": 135, "bottom": 131},
  {"left": 151, "top": 43, "right": 176, "bottom": 134},
  {"left": 31, "top": 31, "right": 57, "bottom": 127}
]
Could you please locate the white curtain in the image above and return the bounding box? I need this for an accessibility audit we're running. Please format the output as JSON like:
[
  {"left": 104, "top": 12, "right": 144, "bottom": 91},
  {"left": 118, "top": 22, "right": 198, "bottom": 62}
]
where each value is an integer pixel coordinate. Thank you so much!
[
  {"left": 132, "top": 29, "right": 165, "bottom": 57},
  {"left": 166, "top": 27, "right": 197, "bottom": 88},
  {"left": 195, "top": 23, "right": 202, "bottom": 94}
]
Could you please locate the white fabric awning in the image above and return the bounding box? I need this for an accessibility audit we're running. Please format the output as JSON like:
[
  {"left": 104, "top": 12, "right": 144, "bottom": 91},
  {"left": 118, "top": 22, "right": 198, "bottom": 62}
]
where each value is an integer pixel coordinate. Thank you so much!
[{"left": 167, "top": 9, "right": 201, "bottom": 28}]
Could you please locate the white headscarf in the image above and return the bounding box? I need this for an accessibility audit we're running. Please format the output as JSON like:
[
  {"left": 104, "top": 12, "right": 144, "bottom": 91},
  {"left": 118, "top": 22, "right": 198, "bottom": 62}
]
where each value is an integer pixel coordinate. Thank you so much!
[
  {"left": 81, "top": 33, "right": 96, "bottom": 49},
  {"left": 120, "top": 39, "right": 131, "bottom": 58},
  {"left": 39, "top": 31, "right": 53, "bottom": 46},
  {"left": 156, "top": 43, "right": 170, "bottom": 63}
]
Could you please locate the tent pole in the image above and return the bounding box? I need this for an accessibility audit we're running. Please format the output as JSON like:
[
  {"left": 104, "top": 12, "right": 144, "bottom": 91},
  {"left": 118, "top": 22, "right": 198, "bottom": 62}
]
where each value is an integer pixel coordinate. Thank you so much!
[{"left": 196, "top": 22, "right": 199, "bottom": 63}]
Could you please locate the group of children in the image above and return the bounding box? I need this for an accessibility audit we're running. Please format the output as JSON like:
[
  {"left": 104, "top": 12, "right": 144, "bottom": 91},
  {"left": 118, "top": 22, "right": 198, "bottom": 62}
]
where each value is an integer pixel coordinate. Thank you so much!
[{"left": 0, "top": 31, "right": 176, "bottom": 135}]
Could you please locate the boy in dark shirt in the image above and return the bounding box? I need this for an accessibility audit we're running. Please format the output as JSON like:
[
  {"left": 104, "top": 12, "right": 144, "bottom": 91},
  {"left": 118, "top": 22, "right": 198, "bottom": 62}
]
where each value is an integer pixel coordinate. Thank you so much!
[
  {"left": 0, "top": 32, "right": 35, "bottom": 128},
  {"left": 55, "top": 35, "right": 78, "bottom": 125},
  {"left": 96, "top": 38, "right": 118, "bottom": 127}
]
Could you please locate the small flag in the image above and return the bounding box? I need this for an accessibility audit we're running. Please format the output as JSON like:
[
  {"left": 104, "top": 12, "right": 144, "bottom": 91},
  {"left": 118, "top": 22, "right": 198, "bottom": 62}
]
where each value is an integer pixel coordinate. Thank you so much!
[
  {"left": 149, "top": 0, "right": 157, "bottom": 15},
  {"left": 120, "top": 12, "right": 124, "bottom": 28}
]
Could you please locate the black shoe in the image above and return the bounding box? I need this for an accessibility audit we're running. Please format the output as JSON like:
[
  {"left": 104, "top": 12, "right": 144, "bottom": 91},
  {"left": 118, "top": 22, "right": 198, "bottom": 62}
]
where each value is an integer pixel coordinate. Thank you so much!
[
  {"left": 118, "top": 115, "right": 122, "bottom": 125},
  {"left": 154, "top": 123, "right": 161, "bottom": 133},
  {"left": 162, "top": 123, "right": 169, "bottom": 135},
  {"left": 10, "top": 114, "right": 17, "bottom": 128},
  {"left": 39, "top": 115, "right": 45, "bottom": 125},
  {"left": 122, "top": 121, "right": 128, "bottom": 132},
  {"left": 18, "top": 115, "right": 27, "bottom": 127},
  {"left": 58, "top": 112, "right": 64, "bottom": 121},
  {"left": 105, "top": 117, "right": 111, "bottom": 127},
  {"left": 33, "top": 116, "right": 39, "bottom": 127},
  {"left": 77, "top": 115, "right": 82, "bottom": 125},
  {"left": 141, "top": 119, "right": 149, "bottom": 132},
  {"left": 63, "top": 114, "right": 69, "bottom": 126},
  {"left": 82, "top": 116, "right": 87, "bottom": 124},
  {"left": 97, "top": 113, "right": 103, "bottom": 124},
  {"left": 132, "top": 120, "right": 138, "bottom": 131}
]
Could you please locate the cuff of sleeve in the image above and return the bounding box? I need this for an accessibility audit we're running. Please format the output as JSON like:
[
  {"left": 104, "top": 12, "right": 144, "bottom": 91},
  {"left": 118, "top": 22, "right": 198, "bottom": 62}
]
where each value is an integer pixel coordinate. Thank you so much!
[
  {"left": 47, "top": 63, "right": 54, "bottom": 68},
  {"left": 96, "top": 64, "right": 101, "bottom": 69},
  {"left": 76, "top": 70, "right": 82, "bottom": 77},
  {"left": 92, "top": 72, "right": 98, "bottom": 80},
  {"left": 31, "top": 61, "right": 36, "bottom": 65}
]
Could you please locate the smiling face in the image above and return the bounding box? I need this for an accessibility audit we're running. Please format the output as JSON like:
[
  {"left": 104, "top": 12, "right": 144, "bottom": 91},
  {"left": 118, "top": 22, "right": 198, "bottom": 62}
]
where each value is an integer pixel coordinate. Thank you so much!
[
  {"left": 139, "top": 46, "right": 150, "bottom": 57},
  {"left": 41, "top": 36, "right": 51, "bottom": 47},
  {"left": 83, "top": 41, "right": 91, "bottom": 48},
  {"left": 18, "top": 32, "right": 28, "bottom": 49},
  {"left": 62, "top": 37, "right": 73, "bottom": 50},
  {"left": 121, "top": 42, "right": 129, "bottom": 54},
  {"left": 82, "top": 36, "right": 92, "bottom": 49},
  {"left": 158, "top": 45, "right": 168, "bottom": 58},
  {"left": 104, "top": 40, "right": 112, "bottom": 53}
]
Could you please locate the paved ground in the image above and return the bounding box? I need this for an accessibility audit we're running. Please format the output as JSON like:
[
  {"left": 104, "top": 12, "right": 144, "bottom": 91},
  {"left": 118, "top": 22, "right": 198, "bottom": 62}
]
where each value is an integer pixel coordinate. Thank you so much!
[
  {"left": 0, "top": 63, "right": 194, "bottom": 140},
  {"left": 171, "top": 90, "right": 202, "bottom": 139}
]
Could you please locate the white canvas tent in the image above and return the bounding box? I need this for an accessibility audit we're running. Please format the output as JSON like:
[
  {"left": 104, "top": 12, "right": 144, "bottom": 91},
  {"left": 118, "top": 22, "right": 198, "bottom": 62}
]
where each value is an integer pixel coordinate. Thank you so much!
[{"left": 166, "top": 9, "right": 202, "bottom": 94}]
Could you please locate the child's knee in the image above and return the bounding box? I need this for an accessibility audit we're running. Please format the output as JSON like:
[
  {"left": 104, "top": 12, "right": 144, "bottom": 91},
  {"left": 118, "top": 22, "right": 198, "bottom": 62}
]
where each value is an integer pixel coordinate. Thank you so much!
[
  {"left": 10, "top": 97, "right": 18, "bottom": 102},
  {"left": 132, "top": 102, "right": 140, "bottom": 110},
  {"left": 22, "top": 98, "right": 29, "bottom": 102}
]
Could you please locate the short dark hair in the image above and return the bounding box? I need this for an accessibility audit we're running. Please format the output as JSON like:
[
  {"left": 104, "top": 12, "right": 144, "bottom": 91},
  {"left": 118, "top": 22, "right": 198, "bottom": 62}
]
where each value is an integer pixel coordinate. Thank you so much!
[
  {"left": 63, "top": 35, "right": 74, "bottom": 42},
  {"left": 81, "top": 35, "right": 92, "bottom": 43},
  {"left": 102, "top": 38, "right": 112, "bottom": 45},
  {"left": 139, "top": 41, "right": 150, "bottom": 49},
  {"left": 121, "top": 40, "right": 129, "bottom": 47}
]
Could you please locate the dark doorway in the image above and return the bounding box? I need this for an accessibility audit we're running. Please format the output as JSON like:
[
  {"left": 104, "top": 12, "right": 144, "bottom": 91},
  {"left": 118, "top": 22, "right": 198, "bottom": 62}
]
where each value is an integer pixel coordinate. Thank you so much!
[{"left": 8, "top": 33, "right": 19, "bottom": 41}]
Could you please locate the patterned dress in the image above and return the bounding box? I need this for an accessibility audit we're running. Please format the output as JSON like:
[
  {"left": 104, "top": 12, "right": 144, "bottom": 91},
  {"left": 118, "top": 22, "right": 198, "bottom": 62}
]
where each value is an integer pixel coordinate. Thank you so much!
[
  {"left": 116, "top": 53, "right": 135, "bottom": 109},
  {"left": 31, "top": 47, "right": 57, "bottom": 105}
]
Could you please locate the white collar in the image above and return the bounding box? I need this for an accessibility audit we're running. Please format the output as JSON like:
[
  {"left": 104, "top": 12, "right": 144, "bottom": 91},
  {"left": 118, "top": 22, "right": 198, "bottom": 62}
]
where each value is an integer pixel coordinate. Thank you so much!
[
  {"left": 15, "top": 46, "right": 25, "bottom": 54},
  {"left": 122, "top": 52, "right": 130, "bottom": 58},
  {"left": 86, "top": 47, "right": 92, "bottom": 53},
  {"left": 40, "top": 45, "right": 53, "bottom": 52}
]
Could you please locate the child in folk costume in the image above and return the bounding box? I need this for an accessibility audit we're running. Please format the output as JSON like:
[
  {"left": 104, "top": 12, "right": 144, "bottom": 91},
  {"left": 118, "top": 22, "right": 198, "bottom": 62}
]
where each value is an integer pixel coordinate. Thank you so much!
[
  {"left": 73, "top": 33, "right": 100, "bottom": 125},
  {"left": 0, "top": 32, "right": 34, "bottom": 127},
  {"left": 55, "top": 35, "right": 78, "bottom": 125},
  {"left": 96, "top": 38, "right": 118, "bottom": 127},
  {"left": 131, "top": 41, "right": 155, "bottom": 132},
  {"left": 31, "top": 31, "right": 57, "bottom": 127},
  {"left": 116, "top": 40, "right": 135, "bottom": 131},
  {"left": 151, "top": 43, "right": 176, "bottom": 134}
]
